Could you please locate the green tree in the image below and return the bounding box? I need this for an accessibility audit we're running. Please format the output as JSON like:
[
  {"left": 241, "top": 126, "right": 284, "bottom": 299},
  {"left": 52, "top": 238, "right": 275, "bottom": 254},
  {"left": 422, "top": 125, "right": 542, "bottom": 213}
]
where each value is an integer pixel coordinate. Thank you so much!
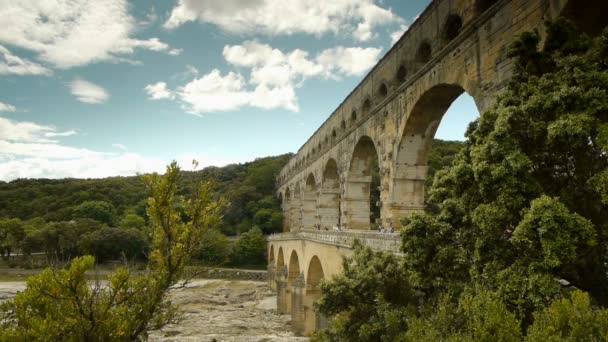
[
  {"left": 526, "top": 290, "right": 608, "bottom": 341},
  {"left": 0, "top": 162, "right": 227, "bottom": 341},
  {"left": 79, "top": 227, "right": 148, "bottom": 262},
  {"left": 230, "top": 227, "right": 266, "bottom": 266},
  {"left": 197, "top": 228, "right": 231, "bottom": 265},
  {"left": 313, "top": 242, "right": 414, "bottom": 342},
  {"left": 72, "top": 200, "right": 117, "bottom": 226},
  {"left": 0, "top": 218, "right": 25, "bottom": 260},
  {"left": 120, "top": 213, "right": 146, "bottom": 230}
]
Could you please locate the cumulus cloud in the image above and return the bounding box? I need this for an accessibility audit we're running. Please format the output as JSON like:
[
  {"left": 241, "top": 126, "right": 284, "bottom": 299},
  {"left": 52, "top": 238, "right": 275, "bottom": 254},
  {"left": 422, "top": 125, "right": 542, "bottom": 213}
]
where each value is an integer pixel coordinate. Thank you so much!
[
  {"left": 0, "top": 0, "right": 178, "bottom": 69},
  {"left": 144, "top": 82, "right": 174, "bottom": 100},
  {"left": 0, "top": 101, "right": 17, "bottom": 112},
  {"left": 69, "top": 79, "right": 109, "bottom": 104},
  {"left": 0, "top": 45, "right": 51, "bottom": 76},
  {"left": 163, "top": 0, "right": 403, "bottom": 42},
  {"left": 0, "top": 116, "right": 236, "bottom": 181},
  {"left": 146, "top": 41, "right": 382, "bottom": 114}
]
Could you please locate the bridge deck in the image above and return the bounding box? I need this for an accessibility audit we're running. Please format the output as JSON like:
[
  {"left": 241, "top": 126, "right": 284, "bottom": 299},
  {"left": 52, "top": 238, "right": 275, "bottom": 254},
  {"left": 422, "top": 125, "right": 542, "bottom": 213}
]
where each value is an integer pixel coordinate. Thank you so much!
[{"left": 268, "top": 229, "right": 401, "bottom": 254}]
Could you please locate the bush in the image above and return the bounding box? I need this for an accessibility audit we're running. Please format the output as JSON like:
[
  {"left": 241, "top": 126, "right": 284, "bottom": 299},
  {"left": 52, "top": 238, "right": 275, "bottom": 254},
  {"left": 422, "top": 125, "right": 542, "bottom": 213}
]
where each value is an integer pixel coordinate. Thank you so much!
[
  {"left": 230, "top": 227, "right": 266, "bottom": 266},
  {"left": 79, "top": 227, "right": 148, "bottom": 262}
]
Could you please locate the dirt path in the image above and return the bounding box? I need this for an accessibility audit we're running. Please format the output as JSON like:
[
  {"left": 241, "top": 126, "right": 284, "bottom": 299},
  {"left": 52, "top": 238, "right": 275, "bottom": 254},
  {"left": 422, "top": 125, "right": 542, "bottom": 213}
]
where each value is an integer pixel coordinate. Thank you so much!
[{"left": 0, "top": 279, "right": 308, "bottom": 342}]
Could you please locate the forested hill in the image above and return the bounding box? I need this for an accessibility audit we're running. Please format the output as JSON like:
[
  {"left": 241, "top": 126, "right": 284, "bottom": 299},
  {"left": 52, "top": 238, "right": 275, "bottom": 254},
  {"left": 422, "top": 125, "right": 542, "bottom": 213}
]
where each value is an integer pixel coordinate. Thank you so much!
[
  {"left": 0, "top": 139, "right": 464, "bottom": 235},
  {"left": 0, "top": 154, "right": 292, "bottom": 235}
]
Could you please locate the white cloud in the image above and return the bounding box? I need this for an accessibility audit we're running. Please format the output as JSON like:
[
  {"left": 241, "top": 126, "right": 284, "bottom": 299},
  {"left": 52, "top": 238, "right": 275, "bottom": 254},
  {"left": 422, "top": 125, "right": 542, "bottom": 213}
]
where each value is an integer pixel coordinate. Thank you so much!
[
  {"left": 0, "top": 0, "right": 178, "bottom": 69},
  {"left": 0, "top": 101, "right": 17, "bottom": 112},
  {"left": 390, "top": 24, "right": 409, "bottom": 45},
  {"left": 0, "top": 45, "right": 51, "bottom": 76},
  {"left": 45, "top": 130, "right": 77, "bottom": 138},
  {"left": 0, "top": 116, "right": 236, "bottom": 181},
  {"left": 148, "top": 41, "right": 382, "bottom": 114},
  {"left": 316, "top": 46, "right": 382, "bottom": 77},
  {"left": 144, "top": 82, "right": 174, "bottom": 100},
  {"left": 0, "top": 116, "right": 59, "bottom": 143},
  {"left": 164, "top": 0, "right": 403, "bottom": 42},
  {"left": 69, "top": 79, "right": 109, "bottom": 104}
]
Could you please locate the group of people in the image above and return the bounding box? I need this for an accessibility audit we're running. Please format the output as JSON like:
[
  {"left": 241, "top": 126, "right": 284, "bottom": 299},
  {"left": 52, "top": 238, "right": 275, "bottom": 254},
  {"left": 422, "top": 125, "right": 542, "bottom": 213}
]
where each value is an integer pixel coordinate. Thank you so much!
[
  {"left": 313, "top": 222, "right": 395, "bottom": 233},
  {"left": 378, "top": 223, "right": 395, "bottom": 234},
  {"left": 314, "top": 223, "right": 345, "bottom": 231}
]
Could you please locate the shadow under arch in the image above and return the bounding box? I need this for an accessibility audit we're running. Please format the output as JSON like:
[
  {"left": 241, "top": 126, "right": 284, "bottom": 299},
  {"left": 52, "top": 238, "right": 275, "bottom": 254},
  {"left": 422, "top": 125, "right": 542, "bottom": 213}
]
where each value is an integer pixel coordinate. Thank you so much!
[
  {"left": 302, "top": 173, "right": 317, "bottom": 229},
  {"left": 319, "top": 159, "right": 340, "bottom": 230},
  {"left": 304, "top": 256, "right": 327, "bottom": 334},
  {"left": 392, "top": 83, "right": 479, "bottom": 226},
  {"left": 344, "top": 136, "right": 381, "bottom": 230}
]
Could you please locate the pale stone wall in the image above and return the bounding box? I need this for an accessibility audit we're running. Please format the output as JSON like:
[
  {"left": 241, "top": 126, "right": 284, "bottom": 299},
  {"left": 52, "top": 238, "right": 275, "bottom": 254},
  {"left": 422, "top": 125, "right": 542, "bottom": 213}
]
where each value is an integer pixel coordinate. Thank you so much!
[{"left": 277, "top": 0, "right": 577, "bottom": 232}]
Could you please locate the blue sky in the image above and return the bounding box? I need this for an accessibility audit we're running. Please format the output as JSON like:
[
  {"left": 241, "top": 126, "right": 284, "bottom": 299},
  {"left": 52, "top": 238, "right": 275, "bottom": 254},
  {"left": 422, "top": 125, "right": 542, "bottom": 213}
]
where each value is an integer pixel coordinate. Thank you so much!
[{"left": 0, "top": 0, "right": 478, "bottom": 181}]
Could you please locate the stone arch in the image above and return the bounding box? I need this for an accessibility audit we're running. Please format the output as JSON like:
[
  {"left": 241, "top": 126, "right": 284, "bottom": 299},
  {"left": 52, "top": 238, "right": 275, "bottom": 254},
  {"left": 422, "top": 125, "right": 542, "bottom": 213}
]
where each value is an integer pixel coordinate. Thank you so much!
[
  {"left": 319, "top": 158, "right": 340, "bottom": 229},
  {"left": 392, "top": 83, "right": 479, "bottom": 226},
  {"left": 378, "top": 82, "right": 388, "bottom": 99},
  {"left": 559, "top": 0, "right": 608, "bottom": 36},
  {"left": 302, "top": 173, "right": 318, "bottom": 229},
  {"left": 332, "top": 128, "right": 337, "bottom": 139},
  {"left": 362, "top": 98, "right": 371, "bottom": 113},
  {"left": 416, "top": 41, "right": 432, "bottom": 64},
  {"left": 351, "top": 110, "right": 357, "bottom": 124},
  {"left": 304, "top": 255, "right": 326, "bottom": 334},
  {"left": 396, "top": 65, "right": 407, "bottom": 83},
  {"left": 344, "top": 136, "right": 381, "bottom": 230},
  {"left": 341, "top": 119, "right": 346, "bottom": 130},
  {"left": 442, "top": 14, "right": 462, "bottom": 43}
]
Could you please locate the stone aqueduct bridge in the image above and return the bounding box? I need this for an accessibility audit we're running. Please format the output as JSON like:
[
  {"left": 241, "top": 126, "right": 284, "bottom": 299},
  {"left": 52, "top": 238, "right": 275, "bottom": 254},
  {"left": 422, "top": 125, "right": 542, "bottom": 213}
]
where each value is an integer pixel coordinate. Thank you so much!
[{"left": 267, "top": 0, "right": 604, "bottom": 336}]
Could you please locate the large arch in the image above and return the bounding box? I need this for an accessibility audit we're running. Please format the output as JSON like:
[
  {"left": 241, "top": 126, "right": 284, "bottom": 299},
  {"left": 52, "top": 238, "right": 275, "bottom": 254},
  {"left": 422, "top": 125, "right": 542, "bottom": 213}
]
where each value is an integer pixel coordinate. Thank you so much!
[
  {"left": 288, "top": 250, "right": 301, "bottom": 320},
  {"left": 304, "top": 256, "right": 326, "bottom": 334},
  {"left": 302, "top": 173, "right": 318, "bottom": 229},
  {"left": 391, "top": 84, "right": 479, "bottom": 226},
  {"left": 318, "top": 159, "right": 340, "bottom": 229},
  {"left": 344, "top": 136, "right": 381, "bottom": 230}
]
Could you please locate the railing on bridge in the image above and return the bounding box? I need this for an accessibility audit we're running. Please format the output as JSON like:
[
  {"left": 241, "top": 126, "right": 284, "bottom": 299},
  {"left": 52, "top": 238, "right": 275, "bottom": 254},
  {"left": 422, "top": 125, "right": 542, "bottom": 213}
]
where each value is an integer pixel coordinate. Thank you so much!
[{"left": 268, "top": 229, "right": 401, "bottom": 254}]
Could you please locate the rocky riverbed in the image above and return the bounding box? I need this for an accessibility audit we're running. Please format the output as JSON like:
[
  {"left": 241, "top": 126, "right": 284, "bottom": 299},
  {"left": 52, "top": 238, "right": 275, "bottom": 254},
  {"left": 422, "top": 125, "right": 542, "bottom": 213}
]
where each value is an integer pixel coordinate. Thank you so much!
[{"left": 0, "top": 279, "right": 308, "bottom": 342}]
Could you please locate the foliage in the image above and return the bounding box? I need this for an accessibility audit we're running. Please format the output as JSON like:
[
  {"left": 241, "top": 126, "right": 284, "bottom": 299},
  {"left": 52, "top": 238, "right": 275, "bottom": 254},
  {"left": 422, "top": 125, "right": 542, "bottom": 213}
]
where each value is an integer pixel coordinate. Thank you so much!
[
  {"left": 404, "top": 289, "right": 521, "bottom": 342},
  {"left": 0, "top": 218, "right": 25, "bottom": 260},
  {"left": 229, "top": 227, "right": 266, "bottom": 266},
  {"left": 120, "top": 213, "right": 146, "bottom": 230},
  {"left": 313, "top": 241, "right": 415, "bottom": 342},
  {"left": 315, "top": 19, "right": 608, "bottom": 341},
  {"left": 79, "top": 227, "right": 148, "bottom": 262},
  {"left": 72, "top": 200, "right": 117, "bottom": 226},
  {"left": 0, "top": 155, "right": 291, "bottom": 237},
  {"left": 0, "top": 161, "right": 226, "bottom": 341},
  {"left": 197, "top": 228, "right": 231, "bottom": 265},
  {"left": 526, "top": 290, "right": 608, "bottom": 341}
]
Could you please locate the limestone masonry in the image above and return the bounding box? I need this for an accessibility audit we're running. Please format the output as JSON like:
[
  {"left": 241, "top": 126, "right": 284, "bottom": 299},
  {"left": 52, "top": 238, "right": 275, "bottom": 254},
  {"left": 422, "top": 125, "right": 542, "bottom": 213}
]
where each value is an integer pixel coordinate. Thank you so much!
[{"left": 268, "top": 0, "right": 604, "bottom": 335}]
